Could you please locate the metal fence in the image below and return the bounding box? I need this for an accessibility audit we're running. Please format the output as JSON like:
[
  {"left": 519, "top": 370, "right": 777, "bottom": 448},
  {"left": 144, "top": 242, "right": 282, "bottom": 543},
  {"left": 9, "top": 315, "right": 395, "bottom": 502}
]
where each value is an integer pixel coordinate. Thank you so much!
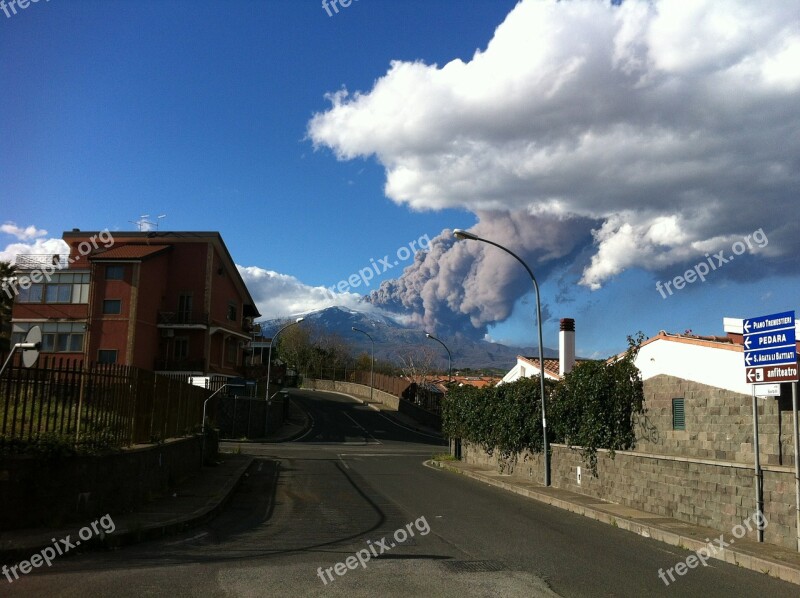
[{"left": 0, "top": 354, "right": 213, "bottom": 450}]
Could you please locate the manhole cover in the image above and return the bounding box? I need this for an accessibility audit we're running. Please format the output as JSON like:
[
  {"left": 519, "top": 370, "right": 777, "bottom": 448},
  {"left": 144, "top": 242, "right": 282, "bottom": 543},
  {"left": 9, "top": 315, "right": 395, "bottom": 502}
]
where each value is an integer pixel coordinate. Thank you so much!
[{"left": 441, "top": 560, "right": 506, "bottom": 573}]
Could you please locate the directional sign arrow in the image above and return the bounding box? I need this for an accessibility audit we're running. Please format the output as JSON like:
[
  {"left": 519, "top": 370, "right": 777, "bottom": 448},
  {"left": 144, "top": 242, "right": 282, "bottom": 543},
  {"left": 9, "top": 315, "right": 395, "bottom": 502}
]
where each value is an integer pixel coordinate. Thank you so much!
[
  {"left": 747, "top": 369, "right": 756, "bottom": 382},
  {"left": 744, "top": 320, "right": 751, "bottom": 334},
  {"left": 744, "top": 337, "right": 751, "bottom": 349}
]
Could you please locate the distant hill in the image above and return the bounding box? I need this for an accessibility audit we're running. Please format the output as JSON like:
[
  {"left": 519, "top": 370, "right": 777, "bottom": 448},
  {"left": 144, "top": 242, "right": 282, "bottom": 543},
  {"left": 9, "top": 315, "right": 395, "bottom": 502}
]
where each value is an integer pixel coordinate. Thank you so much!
[{"left": 259, "top": 306, "right": 558, "bottom": 372}]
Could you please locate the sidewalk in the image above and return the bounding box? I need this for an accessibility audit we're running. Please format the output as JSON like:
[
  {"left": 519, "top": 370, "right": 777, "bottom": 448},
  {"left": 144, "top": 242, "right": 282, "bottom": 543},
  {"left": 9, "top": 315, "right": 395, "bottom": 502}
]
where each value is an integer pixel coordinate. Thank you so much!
[
  {"left": 0, "top": 399, "right": 311, "bottom": 565},
  {"left": 0, "top": 453, "right": 254, "bottom": 564},
  {"left": 429, "top": 458, "right": 800, "bottom": 587}
]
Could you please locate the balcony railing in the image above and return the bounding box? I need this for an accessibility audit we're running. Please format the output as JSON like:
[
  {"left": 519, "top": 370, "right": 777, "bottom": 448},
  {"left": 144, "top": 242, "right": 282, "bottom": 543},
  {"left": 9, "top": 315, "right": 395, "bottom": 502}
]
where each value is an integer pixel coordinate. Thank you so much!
[
  {"left": 14, "top": 254, "right": 70, "bottom": 270},
  {"left": 157, "top": 311, "right": 209, "bottom": 327}
]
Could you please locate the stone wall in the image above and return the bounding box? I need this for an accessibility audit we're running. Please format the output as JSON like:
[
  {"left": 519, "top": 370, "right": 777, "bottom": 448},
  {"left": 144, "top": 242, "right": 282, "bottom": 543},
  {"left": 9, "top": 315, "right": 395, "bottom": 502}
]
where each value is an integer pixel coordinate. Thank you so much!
[
  {"left": 462, "top": 442, "right": 797, "bottom": 550},
  {"left": 634, "top": 374, "right": 797, "bottom": 465}
]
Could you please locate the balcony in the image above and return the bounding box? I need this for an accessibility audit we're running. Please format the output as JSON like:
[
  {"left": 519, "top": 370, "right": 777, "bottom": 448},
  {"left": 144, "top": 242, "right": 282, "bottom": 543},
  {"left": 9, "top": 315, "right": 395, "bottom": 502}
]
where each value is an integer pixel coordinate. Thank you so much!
[
  {"left": 14, "top": 254, "right": 70, "bottom": 270},
  {"left": 157, "top": 311, "right": 209, "bottom": 328}
]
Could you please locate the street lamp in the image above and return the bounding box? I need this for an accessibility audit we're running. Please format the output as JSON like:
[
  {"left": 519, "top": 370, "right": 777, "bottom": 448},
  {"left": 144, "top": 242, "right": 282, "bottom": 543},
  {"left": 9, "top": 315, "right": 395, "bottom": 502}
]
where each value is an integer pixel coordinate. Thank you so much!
[
  {"left": 425, "top": 332, "right": 452, "bottom": 383},
  {"left": 264, "top": 317, "right": 304, "bottom": 437},
  {"left": 452, "top": 228, "right": 550, "bottom": 487},
  {"left": 201, "top": 381, "right": 242, "bottom": 467},
  {"left": 351, "top": 327, "right": 374, "bottom": 403}
]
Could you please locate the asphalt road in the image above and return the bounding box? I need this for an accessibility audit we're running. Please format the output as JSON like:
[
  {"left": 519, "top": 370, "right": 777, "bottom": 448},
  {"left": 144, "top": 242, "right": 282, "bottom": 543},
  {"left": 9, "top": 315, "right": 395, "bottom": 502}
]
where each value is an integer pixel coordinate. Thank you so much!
[{"left": 7, "top": 389, "right": 800, "bottom": 597}]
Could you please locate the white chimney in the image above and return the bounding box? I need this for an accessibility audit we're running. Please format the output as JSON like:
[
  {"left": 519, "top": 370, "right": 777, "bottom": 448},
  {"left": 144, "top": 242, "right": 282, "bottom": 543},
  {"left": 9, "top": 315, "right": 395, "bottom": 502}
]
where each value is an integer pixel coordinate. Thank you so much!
[{"left": 559, "top": 318, "right": 575, "bottom": 376}]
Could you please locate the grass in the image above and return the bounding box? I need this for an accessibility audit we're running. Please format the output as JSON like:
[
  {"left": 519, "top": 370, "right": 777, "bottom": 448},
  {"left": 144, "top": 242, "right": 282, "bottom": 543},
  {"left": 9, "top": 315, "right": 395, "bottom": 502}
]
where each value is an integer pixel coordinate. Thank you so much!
[{"left": 432, "top": 452, "right": 458, "bottom": 461}]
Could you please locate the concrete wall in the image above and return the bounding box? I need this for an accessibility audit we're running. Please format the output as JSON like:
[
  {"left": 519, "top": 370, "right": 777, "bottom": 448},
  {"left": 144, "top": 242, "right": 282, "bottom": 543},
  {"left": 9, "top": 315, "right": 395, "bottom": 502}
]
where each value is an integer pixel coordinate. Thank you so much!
[
  {"left": 302, "top": 379, "right": 399, "bottom": 409},
  {"left": 302, "top": 379, "right": 442, "bottom": 428},
  {"left": 0, "top": 434, "right": 216, "bottom": 531}
]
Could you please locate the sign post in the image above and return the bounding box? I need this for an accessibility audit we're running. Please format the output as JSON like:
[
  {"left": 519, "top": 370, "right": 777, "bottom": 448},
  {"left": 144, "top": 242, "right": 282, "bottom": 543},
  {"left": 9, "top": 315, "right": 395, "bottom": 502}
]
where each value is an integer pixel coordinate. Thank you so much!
[{"left": 743, "top": 310, "right": 798, "bottom": 547}]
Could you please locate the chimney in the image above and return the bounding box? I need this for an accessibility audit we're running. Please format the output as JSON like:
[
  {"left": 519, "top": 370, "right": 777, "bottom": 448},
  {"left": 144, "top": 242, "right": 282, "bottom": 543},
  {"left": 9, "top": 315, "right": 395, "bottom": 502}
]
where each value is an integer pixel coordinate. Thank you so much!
[{"left": 559, "top": 318, "right": 575, "bottom": 376}]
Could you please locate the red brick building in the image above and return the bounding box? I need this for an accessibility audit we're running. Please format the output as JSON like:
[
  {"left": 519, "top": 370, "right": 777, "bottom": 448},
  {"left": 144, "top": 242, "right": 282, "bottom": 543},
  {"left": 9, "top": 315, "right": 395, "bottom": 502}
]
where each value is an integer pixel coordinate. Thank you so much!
[{"left": 10, "top": 230, "right": 260, "bottom": 379}]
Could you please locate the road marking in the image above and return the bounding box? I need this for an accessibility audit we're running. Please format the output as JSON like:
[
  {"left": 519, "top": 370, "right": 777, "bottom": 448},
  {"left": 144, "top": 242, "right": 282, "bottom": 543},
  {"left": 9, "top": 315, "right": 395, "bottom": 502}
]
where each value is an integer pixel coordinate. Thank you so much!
[
  {"left": 343, "top": 411, "right": 382, "bottom": 445},
  {"left": 337, "top": 454, "right": 350, "bottom": 469},
  {"left": 164, "top": 532, "right": 208, "bottom": 546}
]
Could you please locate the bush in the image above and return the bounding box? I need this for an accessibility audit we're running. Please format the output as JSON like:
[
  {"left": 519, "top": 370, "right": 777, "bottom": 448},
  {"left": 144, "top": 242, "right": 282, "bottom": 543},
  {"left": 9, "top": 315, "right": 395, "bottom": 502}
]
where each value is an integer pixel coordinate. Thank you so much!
[
  {"left": 442, "top": 332, "right": 646, "bottom": 474},
  {"left": 442, "top": 376, "right": 555, "bottom": 460}
]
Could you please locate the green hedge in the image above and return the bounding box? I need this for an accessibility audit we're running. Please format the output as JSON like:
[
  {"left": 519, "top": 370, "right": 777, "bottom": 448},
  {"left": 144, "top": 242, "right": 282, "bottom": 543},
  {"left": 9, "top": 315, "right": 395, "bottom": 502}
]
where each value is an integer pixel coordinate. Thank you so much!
[{"left": 442, "top": 333, "right": 645, "bottom": 473}]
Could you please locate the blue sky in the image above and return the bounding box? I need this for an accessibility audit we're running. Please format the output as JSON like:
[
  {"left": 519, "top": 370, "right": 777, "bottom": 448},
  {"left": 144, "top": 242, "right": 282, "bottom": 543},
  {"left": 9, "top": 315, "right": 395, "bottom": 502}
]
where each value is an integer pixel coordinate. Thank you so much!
[{"left": 3, "top": 0, "right": 800, "bottom": 359}]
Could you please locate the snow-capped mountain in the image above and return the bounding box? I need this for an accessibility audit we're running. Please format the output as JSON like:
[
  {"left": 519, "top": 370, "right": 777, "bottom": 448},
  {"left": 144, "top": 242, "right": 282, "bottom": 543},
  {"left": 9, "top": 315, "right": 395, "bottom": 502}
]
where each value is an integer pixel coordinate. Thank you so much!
[{"left": 258, "top": 306, "right": 557, "bottom": 371}]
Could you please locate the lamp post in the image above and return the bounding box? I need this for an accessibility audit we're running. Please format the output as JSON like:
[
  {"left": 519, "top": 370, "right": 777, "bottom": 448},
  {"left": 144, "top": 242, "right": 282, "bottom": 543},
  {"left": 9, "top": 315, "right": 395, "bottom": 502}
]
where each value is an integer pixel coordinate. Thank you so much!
[
  {"left": 202, "top": 382, "right": 241, "bottom": 467},
  {"left": 453, "top": 228, "right": 550, "bottom": 487},
  {"left": 351, "top": 327, "right": 374, "bottom": 403},
  {"left": 425, "top": 332, "right": 452, "bottom": 383},
  {"left": 264, "top": 317, "right": 304, "bottom": 438}
]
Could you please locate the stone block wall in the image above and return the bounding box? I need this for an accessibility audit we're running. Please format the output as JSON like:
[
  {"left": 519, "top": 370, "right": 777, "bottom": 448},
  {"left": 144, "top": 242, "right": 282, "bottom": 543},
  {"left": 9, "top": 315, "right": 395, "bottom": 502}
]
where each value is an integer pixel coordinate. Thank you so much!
[
  {"left": 462, "top": 442, "right": 797, "bottom": 549},
  {"left": 634, "top": 375, "right": 797, "bottom": 466}
]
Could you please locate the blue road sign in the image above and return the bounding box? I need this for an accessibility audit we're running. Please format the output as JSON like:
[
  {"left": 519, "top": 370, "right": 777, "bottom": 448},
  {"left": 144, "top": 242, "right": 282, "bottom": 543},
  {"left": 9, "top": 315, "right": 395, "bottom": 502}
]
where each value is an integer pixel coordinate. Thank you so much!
[
  {"left": 744, "top": 347, "right": 797, "bottom": 367},
  {"left": 744, "top": 310, "right": 797, "bottom": 383},
  {"left": 743, "top": 310, "right": 795, "bottom": 335},
  {"left": 743, "top": 328, "right": 796, "bottom": 351}
]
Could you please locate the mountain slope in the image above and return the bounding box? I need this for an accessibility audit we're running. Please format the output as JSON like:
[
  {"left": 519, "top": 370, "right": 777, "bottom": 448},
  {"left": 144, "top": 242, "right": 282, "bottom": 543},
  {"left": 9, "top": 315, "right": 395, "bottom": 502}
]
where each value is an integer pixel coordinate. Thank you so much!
[{"left": 259, "top": 306, "right": 558, "bottom": 371}]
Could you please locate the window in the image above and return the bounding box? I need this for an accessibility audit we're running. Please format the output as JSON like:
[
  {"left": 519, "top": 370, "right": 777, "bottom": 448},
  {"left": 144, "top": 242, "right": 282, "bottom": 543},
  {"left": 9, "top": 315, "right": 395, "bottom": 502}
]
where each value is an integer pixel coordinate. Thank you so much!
[
  {"left": 17, "top": 284, "right": 44, "bottom": 303},
  {"left": 45, "top": 283, "right": 72, "bottom": 303},
  {"left": 672, "top": 398, "right": 685, "bottom": 430},
  {"left": 178, "top": 293, "right": 193, "bottom": 323},
  {"left": 227, "top": 301, "right": 238, "bottom": 322},
  {"left": 15, "top": 272, "right": 89, "bottom": 304},
  {"left": 105, "top": 265, "right": 124, "bottom": 280},
  {"left": 103, "top": 299, "right": 122, "bottom": 314},
  {"left": 174, "top": 338, "right": 189, "bottom": 361},
  {"left": 98, "top": 350, "right": 118, "bottom": 364},
  {"left": 12, "top": 322, "right": 86, "bottom": 353},
  {"left": 226, "top": 338, "right": 237, "bottom": 363}
]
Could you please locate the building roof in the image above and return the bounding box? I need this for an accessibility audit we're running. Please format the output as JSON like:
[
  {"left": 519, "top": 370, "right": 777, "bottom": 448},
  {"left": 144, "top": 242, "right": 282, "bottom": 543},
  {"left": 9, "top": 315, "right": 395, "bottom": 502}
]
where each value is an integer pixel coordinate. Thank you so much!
[
  {"left": 88, "top": 244, "right": 172, "bottom": 260},
  {"left": 638, "top": 330, "right": 740, "bottom": 352},
  {"left": 519, "top": 356, "right": 561, "bottom": 378},
  {"left": 64, "top": 230, "right": 260, "bottom": 318}
]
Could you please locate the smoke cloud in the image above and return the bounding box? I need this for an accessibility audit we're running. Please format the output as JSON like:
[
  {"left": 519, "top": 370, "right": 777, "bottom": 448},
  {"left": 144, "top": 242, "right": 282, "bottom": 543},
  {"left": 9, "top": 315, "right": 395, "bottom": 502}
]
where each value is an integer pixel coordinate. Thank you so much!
[{"left": 310, "top": 0, "right": 799, "bottom": 337}]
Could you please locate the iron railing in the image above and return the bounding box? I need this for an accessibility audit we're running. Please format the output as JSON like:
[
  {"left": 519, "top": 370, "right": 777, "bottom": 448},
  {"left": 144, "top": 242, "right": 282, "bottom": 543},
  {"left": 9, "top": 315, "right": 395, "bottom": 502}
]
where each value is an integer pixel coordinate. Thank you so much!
[{"left": 0, "top": 354, "right": 214, "bottom": 450}]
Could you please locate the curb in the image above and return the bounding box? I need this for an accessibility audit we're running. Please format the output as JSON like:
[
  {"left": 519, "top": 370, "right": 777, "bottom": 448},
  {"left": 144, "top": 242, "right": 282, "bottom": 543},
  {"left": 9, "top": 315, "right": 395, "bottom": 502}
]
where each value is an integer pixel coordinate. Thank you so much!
[
  {"left": 427, "top": 459, "right": 800, "bottom": 586},
  {"left": 0, "top": 455, "right": 255, "bottom": 564}
]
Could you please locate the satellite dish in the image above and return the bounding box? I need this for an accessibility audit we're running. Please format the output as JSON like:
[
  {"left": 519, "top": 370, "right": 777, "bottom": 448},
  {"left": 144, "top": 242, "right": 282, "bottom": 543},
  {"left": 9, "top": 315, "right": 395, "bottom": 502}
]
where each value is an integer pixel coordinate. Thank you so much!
[{"left": 22, "top": 326, "right": 42, "bottom": 368}]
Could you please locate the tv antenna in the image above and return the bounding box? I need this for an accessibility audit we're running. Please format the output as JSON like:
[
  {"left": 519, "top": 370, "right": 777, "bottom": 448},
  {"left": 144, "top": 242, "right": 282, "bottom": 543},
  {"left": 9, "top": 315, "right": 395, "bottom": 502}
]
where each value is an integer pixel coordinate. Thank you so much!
[{"left": 129, "top": 214, "right": 167, "bottom": 231}]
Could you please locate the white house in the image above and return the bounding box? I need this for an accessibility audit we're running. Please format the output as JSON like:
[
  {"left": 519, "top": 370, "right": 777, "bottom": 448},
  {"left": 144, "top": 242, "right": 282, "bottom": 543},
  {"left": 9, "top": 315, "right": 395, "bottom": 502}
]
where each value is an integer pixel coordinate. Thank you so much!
[
  {"left": 633, "top": 317, "right": 800, "bottom": 395},
  {"left": 500, "top": 318, "right": 576, "bottom": 384}
]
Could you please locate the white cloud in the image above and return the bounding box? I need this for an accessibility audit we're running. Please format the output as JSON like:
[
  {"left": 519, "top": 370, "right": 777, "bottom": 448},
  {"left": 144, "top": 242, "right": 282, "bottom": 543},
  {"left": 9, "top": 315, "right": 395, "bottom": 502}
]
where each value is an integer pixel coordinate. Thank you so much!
[
  {"left": 1, "top": 222, "right": 48, "bottom": 242},
  {"left": 308, "top": 0, "right": 800, "bottom": 288},
  {"left": 0, "top": 237, "right": 69, "bottom": 264},
  {"left": 236, "top": 265, "right": 384, "bottom": 321}
]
